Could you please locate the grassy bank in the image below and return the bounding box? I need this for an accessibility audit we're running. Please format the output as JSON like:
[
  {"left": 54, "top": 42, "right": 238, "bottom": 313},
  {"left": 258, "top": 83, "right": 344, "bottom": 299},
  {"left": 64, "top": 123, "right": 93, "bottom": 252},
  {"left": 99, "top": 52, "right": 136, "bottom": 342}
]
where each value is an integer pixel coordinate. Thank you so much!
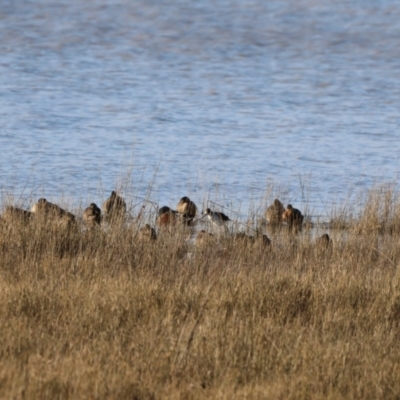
[{"left": 1, "top": 187, "right": 400, "bottom": 399}]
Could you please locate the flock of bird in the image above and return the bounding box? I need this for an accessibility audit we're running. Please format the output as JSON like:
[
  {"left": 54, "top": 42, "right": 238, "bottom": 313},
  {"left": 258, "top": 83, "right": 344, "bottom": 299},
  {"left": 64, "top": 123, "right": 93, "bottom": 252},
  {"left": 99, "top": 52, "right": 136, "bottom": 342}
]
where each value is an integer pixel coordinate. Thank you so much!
[{"left": 0, "top": 191, "right": 332, "bottom": 248}]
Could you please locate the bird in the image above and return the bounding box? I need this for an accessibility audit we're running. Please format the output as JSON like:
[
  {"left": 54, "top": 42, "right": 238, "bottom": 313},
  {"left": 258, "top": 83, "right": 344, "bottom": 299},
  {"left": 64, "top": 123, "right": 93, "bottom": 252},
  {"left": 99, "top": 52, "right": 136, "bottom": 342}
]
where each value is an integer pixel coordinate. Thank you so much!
[
  {"left": 195, "top": 230, "right": 215, "bottom": 247},
  {"left": 204, "top": 208, "right": 231, "bottom": 226},
  {"left": 156, "top": 206, "right": 177, "bottom": 226},
  {"left": 102, "top": 191, "right": 126, "bottom": 224},
  {"left": 31, "top": 198, "right": 56, "bottom": 214},
  {"left": 31, "top": 198, "right": 75, "bottom": 220},
  {"left": 31, "top": 198, "right": 76, "bottom": 230},
  {"left": 315, "top": 233, "right": 332, "bottom": 249},
  {"left": 176, "top": 196, "right": 197, "bottom": 224},
  {"left": 83, "top": 203, "right": 101, "bottom": 227},
  {"left": 254, "top": 234, "right": 271, "bottom": 249},
  {"left": 158, "top": 206, "right": 175, "bottom": 215},
  {"left": 2, "top": 206, "right": 32, "bottom": 225},
  {"left": 138, "top": 224, "right": 157, "bottom": 242},
  {"left": 282, "top": 204, "right": 304, "bottom": 233},
  {"left": 233, "top": 232, "right": 255, "bottom": 248},
  {"left": 265, "top": 199, "right": 285, "bottom": 226}
]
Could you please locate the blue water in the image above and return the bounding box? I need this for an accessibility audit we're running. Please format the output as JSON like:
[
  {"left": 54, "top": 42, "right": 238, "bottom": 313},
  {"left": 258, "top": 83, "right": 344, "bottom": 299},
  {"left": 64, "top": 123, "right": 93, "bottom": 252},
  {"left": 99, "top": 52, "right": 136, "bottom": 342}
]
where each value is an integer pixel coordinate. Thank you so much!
[{"left": 1, "top": 0, "right": 400, "bottom": 219}]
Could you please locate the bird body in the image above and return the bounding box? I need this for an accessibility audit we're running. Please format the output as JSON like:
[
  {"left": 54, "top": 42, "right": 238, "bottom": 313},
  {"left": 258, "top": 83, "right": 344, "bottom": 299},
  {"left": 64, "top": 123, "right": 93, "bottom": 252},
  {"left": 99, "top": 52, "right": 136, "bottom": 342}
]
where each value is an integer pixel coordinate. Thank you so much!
[
  {"left": 315, "top": 233, "right": 332, "bottom": 248},
  {"left": 195, "top": 230, "right": 215, "bottom": 247},
  {"left": 83, "top": 203, "right": 101, "bottom": 227},
  {"left": 282, "top": 204, "right": 304, "bottom": 233},
  {"left": 156, "top": 206, "right": 177, "bottom": 226},
  {"left": 31, "top": 198, "right": 75, "bottom": 221},
  {"left": 158, "top": 206, "right": 175, "bottom": 215},
  {"left": 103, "top": 191, "right": 126, "bottom": 224},
  {"left": 31, "top": 198, "right": 76, "bottom": 231},
  {"left": 204, "top": 208, "right": 230, "bottom": 226},
  {"left": 176, "top": 196, "right": 197, "bottom": 223},
  {"left": 31, "top": 198, "right": 65, "bottom": 216},
  {"left": 233, "top": 231, "right": 271, "bottom": 249},
  {"left": 138, "top": 224, "right": 157, "bottom": 241},
  {"left": 265, "top": 199, "right": 285, "bottom": 225},
  {"left": 254, "top": 234, "right": 271, "bottom": 249},
  {"left": 233, "top": 232, "right": 254, "bottom": 248},
  {"left": 2, "top": 206, "right": 32, "bottom": 225}
]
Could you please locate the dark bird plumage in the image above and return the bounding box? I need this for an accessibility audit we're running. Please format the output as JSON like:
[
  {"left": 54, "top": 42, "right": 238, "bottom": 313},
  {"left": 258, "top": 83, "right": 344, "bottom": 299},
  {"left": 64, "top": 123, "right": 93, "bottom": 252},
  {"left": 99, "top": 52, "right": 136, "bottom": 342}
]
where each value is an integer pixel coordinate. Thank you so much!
[
  {"left": 315, "top": 233, "right": 332, "bottom": 248},
  {"left": 103, "top": 191, "right": 126, "bottom": 224},
  {"left": 282, "top": 204, "right": 304, "bottom": 233},
  {"left": 2, "top": 206, "right": 32, "bottom": 225},
  {"left": 138, "top": 224, "right": 157, "bottom": 241},
  {"left": 83, "top": 203, "right": 101, "bottom": 227},
  {"left": 265, "top": 199, "right": 285, "bottom": 226},
  {"left": 157, "top": 206, "right": 177, "bottom": 226},
  {"left": 204, "top": 208, "right": 230, "bottom": 226},
  {"left": 176, "top": 196, "right": 197, "bottom": 223}
]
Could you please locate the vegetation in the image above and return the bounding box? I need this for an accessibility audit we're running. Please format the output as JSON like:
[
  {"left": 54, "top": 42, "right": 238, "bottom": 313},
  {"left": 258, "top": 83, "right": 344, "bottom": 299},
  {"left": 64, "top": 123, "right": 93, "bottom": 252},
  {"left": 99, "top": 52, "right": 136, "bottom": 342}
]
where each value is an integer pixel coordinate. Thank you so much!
[{"left": 1, "top": 185, "right": 400, "bottom": 399}]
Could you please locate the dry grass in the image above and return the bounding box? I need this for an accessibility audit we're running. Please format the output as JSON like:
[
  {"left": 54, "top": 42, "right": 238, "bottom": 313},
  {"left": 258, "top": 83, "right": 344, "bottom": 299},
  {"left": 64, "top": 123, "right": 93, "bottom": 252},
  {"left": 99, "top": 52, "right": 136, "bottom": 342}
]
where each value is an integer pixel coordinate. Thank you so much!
[{"left": 1, "top": 187, "right": 400, "bottom": 399}]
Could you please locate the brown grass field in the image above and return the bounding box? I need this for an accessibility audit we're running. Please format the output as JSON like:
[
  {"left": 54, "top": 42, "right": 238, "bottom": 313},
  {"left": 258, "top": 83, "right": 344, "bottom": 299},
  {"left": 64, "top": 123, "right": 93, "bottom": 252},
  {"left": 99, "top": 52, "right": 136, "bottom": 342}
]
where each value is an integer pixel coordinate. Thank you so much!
[{"left": 1, "top": 186, "right": 400, "bottom": 399}]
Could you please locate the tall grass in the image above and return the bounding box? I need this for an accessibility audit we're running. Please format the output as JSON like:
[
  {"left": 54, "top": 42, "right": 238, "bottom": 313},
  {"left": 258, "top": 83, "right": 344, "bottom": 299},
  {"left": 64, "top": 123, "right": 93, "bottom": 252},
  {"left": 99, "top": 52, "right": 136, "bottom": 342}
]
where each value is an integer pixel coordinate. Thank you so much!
[{"left": 1, "top": 184, "right": 400, "bottom": 399}]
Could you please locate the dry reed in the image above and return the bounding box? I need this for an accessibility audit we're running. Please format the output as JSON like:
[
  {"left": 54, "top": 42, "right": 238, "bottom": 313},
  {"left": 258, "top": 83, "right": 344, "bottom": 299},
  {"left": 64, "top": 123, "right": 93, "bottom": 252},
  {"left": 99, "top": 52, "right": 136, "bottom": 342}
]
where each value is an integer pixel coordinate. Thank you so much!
[{"left": 0, "top": 185, "right": 400, "bottom": 399}]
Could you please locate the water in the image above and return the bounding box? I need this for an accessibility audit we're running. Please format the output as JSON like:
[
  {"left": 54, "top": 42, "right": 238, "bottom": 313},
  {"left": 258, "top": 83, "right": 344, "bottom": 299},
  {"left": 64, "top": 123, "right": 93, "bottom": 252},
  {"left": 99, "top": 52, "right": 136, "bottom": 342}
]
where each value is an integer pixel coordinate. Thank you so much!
[{"left": 1, "top": 0, "right": 400, "bottom": 220}]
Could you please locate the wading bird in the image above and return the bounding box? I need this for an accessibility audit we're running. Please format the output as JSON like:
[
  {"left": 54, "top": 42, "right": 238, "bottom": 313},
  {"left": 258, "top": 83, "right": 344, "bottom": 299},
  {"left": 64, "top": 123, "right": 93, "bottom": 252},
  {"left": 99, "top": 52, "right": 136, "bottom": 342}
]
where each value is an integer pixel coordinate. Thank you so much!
[
  {"left": 176, "top": 196, "right": 197, "bottom": 224},
  {"left": 315, "top": 233, "right": 332, "bottom": 248},
  {"left": 204, "top": 208, "right": 231, "bottom": 226},
  {"left": 2, "top": 206, "right": 32, "bottom": 225},
  {"left": 31, "top": 198, "right": 76, "bottom": 229},
  {"left": 156, "top": 206, "right": 177, "bottom": 226},
  {"left": 195, "top": 230, "right": 215, "bottom": 247},
  {"left": 103, "top": 191, "right": 126, "bottom": 224},
  {"left": 138, "top": 224, "right": 157, "bottom": 241},
  {"left": 265, "top": 199, "right": 285, "bottom": 226},
  {"left": 282, "top": 204, "right": 304, "bottom": 233},
  {"left": 83, "top": 203, "right": 101, "bottom": 227},
  {"left": 32, "top": 198, "right": 75, "bottom": 220}
]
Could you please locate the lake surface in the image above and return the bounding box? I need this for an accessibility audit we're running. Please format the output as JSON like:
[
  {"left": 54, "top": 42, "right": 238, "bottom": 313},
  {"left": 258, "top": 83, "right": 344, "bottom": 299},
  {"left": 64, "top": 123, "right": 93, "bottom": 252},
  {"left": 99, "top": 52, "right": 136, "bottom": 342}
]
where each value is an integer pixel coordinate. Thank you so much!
[{"left": 1, "top": 0, "right": 400, "bottom": 220}]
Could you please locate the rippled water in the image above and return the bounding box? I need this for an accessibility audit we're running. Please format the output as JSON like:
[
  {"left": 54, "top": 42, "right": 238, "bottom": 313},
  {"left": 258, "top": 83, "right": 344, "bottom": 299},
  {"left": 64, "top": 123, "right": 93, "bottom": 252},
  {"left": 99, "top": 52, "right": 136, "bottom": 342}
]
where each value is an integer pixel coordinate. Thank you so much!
[{"left": 1, "top": 0, "right": 400, "bottom": 219}]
